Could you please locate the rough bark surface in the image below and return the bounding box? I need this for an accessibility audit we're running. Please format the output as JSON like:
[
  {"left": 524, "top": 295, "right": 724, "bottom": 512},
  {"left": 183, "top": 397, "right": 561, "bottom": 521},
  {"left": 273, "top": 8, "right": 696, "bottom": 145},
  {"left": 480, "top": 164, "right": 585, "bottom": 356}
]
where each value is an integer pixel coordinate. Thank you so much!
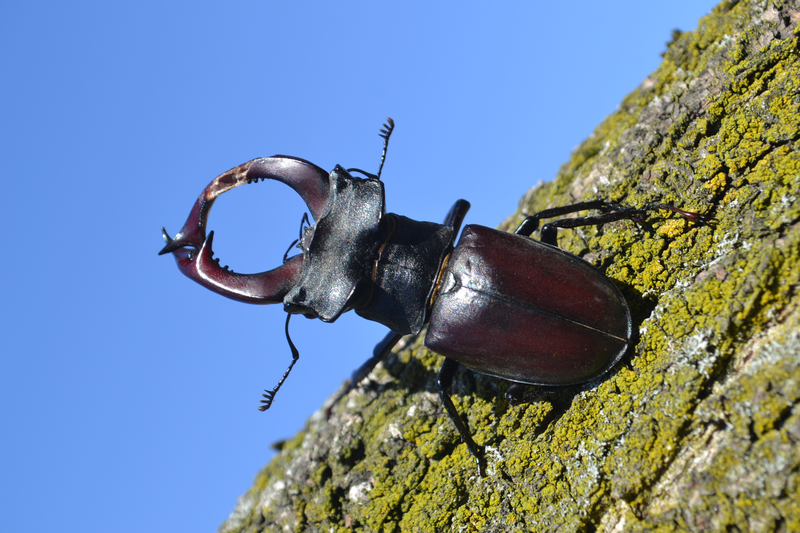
[{"left": 219, "top": 1, "right": 800, "bottom": 531}]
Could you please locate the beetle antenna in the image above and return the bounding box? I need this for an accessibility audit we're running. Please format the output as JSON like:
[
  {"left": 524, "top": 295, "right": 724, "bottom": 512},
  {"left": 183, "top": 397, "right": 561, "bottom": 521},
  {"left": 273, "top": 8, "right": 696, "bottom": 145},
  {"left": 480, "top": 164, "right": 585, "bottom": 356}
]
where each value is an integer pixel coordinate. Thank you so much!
[
  {"left": 258, "top": 314, "right": 300, "bottom": 411},
  {"left": 376, "top": 117, "right": 394, "bottom": 180}
]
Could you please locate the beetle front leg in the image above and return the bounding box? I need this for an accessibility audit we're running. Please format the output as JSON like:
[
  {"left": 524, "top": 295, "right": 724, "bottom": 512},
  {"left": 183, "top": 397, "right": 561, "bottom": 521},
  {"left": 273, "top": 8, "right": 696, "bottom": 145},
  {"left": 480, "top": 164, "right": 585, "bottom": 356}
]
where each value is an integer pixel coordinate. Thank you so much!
[
  {"left": 437, "top": 357, "right": 486, "bottom": 476},
  {"left": 352, "top": 331, "right": 403, "bottom": 385},
  {"left": 326, "top": 331, "right": 403, "bottom": 415}
]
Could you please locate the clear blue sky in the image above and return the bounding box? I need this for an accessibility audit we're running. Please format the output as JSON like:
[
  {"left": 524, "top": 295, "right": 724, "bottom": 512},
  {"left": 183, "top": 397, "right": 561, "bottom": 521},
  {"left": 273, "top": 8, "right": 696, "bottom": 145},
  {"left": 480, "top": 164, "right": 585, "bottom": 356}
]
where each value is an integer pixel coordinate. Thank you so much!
[{"left": 2, "top": 2, "right": 718, "bottom": 531}]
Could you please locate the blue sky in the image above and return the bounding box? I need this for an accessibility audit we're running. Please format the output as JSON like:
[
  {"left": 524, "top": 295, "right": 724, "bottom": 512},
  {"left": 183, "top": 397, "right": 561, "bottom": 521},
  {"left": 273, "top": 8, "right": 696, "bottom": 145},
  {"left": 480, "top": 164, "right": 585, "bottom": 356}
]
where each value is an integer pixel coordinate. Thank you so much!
[{"left": 2, "top": 2, "right": 718, "bottom": 531}]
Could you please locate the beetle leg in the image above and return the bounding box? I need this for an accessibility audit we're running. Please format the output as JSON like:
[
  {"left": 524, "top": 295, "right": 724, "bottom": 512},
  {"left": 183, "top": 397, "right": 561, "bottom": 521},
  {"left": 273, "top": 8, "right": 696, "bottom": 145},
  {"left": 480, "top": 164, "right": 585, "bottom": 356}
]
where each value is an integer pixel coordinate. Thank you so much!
[
  {"left": 443, "top": 199, "right": 471, "bottom": 231},
  {"left": 515, "top": 200, "right": 710, "bottom": 244},
  {"left": 514, "top": 200, "right": 612, "bottom": 237},
  {"left": 506, "top": 382, "right": 561, "bottom": 406},
  {"left": 506, "top": 382, "right": 532, "bottom": 405},
  {"left": 352, "top": 331, "right": 404, "bottom": 384},
  {"left": 539, "top": 224, "right": 559, "bottom": 246},
  {"left": 326, "top": 331, "right": 403, "bottom": 415},
  {"left": 348, "top": 331, "right": 402, "bottom": 390},
  {"left": 543, "top": 205, "right": 709, "bottom": 233},
  {"left": 437, "top": 357, "right": 486, "bottom": 476}
]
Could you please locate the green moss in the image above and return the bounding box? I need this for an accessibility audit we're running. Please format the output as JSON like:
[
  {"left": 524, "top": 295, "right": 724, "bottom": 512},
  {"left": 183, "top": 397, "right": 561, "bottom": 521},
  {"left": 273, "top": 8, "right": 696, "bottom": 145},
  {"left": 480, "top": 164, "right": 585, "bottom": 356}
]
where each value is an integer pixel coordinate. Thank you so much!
[{"left": 219, "top": 2, "right": 800, "bottom": 532}]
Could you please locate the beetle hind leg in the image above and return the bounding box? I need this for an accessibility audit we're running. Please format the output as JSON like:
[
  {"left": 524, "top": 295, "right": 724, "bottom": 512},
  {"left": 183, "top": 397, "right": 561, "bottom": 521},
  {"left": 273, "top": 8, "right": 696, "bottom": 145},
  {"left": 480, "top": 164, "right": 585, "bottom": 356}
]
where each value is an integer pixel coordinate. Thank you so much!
[
  {"left": 514, "top": 200, "right": 614, "bottom": 238},
  {"left": 514, "top": 200, "right": 709, "bottom": 246},
  {"left": 506, "top": 382, "right": 561, "bottom": 406}
]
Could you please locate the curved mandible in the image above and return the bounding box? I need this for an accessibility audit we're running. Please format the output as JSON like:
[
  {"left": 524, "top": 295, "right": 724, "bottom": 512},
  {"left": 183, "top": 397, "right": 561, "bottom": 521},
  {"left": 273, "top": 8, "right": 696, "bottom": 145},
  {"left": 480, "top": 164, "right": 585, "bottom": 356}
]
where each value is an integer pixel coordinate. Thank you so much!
[
  {"left": 158, "top": 156, "right": 330, "bottom": 304},
  {"left": 160, "top": 156, "right": 329, "bottom": 254},
  {"left": 163, "top": 230, "right": 306, "bottom": 304}
]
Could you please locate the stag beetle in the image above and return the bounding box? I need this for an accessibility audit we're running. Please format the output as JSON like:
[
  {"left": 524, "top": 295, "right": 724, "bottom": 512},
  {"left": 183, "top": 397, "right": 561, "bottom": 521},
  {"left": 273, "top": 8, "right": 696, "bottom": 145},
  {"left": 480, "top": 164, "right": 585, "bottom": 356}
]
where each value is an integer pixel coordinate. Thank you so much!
[{"left": 159, "top": 119, "right": 707, "bottom": 475}]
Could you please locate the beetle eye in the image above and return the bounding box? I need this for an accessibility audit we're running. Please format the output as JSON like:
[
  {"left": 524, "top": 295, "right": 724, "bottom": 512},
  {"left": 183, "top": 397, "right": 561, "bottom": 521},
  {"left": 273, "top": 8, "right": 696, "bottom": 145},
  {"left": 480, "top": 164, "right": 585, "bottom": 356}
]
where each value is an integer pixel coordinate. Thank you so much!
[{"left": 172, "top": 246, "right": 198, "bottom": 262}]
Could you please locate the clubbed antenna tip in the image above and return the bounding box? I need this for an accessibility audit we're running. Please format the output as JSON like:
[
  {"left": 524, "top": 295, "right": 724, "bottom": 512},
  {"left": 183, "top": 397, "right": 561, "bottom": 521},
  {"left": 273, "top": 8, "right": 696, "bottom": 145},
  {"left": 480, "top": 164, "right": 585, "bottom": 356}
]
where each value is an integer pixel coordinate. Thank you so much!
[
  {"left": 379, "top": 118, "right": 394, "bottom": 141},
  {"left": 376, "top": 118, "right": 395, "bottom": 180}
]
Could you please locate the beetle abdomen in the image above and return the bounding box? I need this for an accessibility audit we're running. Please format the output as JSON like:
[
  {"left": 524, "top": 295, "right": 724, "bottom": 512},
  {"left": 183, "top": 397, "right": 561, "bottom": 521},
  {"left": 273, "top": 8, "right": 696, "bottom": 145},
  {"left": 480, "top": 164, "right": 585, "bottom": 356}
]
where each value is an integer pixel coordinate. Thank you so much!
[{"left": 425, "top": 225, "right": 632, "bottom": 386}]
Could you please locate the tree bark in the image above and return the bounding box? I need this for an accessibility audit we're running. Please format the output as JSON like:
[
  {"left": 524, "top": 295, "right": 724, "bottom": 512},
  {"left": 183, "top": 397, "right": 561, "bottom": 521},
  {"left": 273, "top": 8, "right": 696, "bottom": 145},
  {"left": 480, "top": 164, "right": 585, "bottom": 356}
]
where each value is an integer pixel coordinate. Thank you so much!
[{"left": 219, "top": 1, "right": 800, "bottom": 531}]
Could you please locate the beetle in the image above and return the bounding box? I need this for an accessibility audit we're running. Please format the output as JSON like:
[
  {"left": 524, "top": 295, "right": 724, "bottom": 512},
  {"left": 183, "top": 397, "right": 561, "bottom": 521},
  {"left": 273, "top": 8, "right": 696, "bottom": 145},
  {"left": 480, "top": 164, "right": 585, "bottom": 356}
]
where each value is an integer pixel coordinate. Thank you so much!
[{"left": 159, "top": 119, "right": 707, "bottom": 474}]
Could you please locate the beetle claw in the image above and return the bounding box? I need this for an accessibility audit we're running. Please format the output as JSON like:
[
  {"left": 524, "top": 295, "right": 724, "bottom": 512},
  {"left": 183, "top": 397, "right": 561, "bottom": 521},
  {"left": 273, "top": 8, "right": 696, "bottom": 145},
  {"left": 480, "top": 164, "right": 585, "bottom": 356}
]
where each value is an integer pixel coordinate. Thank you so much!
[{"left": 474, "top": 447, "right": 487, "bottom": 477}]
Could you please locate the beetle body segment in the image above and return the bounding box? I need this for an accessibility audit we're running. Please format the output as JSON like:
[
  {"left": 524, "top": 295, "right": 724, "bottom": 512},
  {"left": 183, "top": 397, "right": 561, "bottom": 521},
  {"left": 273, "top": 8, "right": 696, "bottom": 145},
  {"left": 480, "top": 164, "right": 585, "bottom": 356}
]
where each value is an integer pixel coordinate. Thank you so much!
[
  {"left": 425, "top": 225, "right": 631, "bottom": 385},
  {"left": 355, "top": 214, "right": 456, "bottom": 335}
]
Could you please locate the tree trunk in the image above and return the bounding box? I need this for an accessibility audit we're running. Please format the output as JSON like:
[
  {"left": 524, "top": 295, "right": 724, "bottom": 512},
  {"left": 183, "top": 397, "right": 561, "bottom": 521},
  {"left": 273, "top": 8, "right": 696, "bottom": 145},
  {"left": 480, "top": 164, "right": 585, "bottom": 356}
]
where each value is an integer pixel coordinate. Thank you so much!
[{"left": 219, "top": 1, "right": 800, "bottom": 531}]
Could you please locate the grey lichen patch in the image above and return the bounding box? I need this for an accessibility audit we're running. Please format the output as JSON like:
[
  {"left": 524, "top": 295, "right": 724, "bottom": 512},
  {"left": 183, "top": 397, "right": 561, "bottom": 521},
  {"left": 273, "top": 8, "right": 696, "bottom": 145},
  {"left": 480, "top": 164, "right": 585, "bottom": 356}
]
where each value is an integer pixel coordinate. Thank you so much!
[
  {"left": 632, "top": 311, "right": 800, "bottom": 532},
  {"left": 219, "top": 1, "right": 800, "bottom": 531}
]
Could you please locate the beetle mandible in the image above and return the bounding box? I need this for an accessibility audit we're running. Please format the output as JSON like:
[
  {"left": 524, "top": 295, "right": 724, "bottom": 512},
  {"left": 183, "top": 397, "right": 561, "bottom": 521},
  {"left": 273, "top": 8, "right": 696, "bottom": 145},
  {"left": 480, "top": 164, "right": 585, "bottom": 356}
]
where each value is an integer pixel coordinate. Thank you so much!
[{"left": 159, "top": 119, "right": 707, "bottom": 475}]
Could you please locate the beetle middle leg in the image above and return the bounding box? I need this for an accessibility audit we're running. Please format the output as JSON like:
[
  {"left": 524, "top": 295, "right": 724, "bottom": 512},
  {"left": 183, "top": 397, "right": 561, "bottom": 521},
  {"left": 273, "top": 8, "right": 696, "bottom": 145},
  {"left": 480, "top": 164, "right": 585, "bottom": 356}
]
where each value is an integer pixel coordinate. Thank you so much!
[{"left": 437, "top": 357, "right": 486, "bottom": 476}]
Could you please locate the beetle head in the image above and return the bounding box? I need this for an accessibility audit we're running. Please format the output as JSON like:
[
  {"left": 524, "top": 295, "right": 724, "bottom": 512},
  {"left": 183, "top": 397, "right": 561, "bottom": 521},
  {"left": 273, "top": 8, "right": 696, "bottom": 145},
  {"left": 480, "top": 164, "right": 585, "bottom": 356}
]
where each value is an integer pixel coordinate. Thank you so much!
[{"left": 159, "top": 156, "right": 331, "bottom": 304}]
